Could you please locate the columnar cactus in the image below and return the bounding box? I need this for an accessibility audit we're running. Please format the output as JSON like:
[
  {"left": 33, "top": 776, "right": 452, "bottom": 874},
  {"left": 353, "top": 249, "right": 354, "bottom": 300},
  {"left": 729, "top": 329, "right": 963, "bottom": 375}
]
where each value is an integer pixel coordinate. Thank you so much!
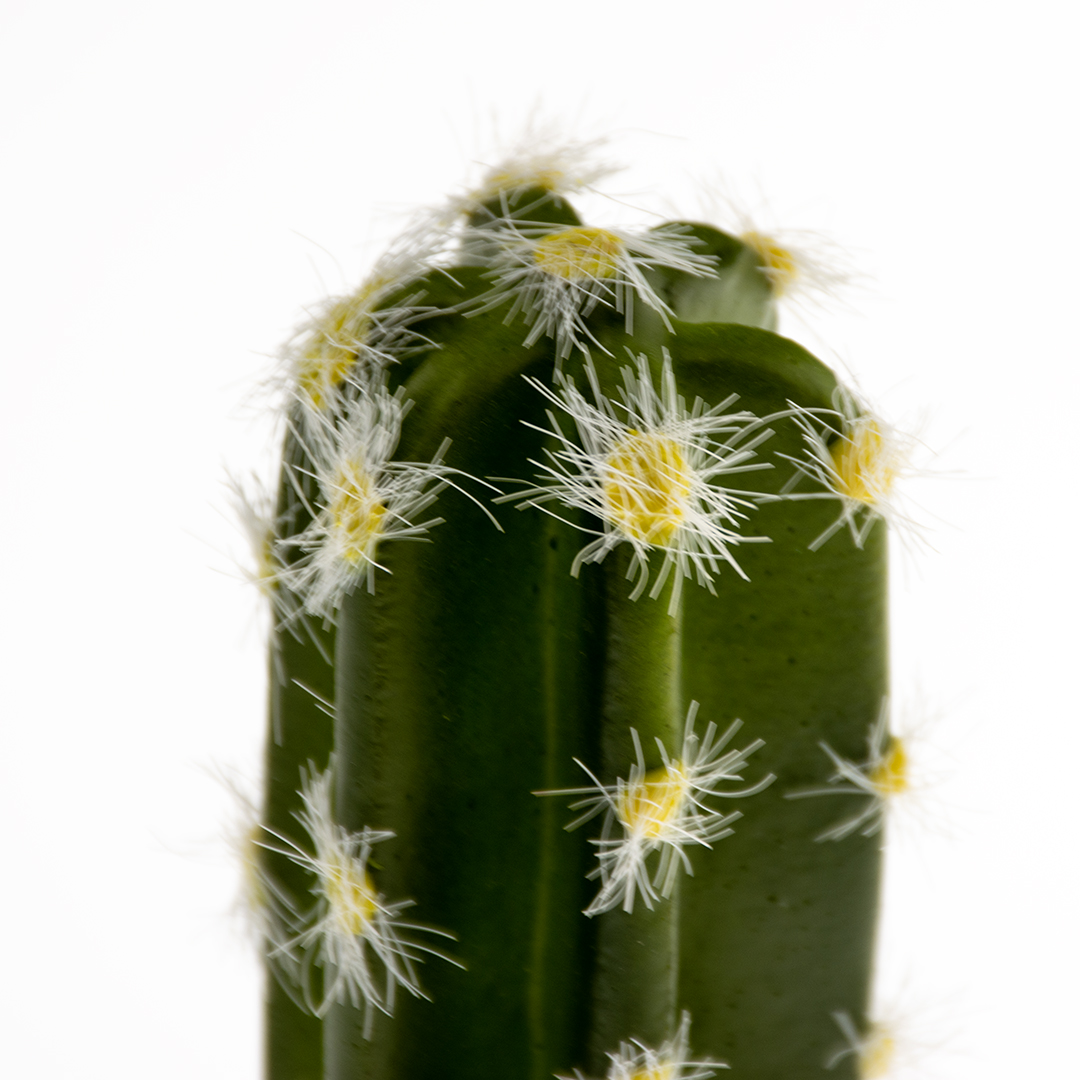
[{"left": 236, "top": 142, "right": 909, "bottom": 1080}]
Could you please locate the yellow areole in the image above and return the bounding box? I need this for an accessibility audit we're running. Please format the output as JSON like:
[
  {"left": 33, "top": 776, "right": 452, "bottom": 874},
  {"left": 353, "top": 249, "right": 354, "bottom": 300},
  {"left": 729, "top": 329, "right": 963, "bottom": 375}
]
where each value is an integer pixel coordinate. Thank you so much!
[
  {"left": 616, "top": 763, "right": 689, "bottom": 840},
  {"left": 602, "top": 431, "right": 693, "bottom": 546},
  {"left": 869, "top": 737, "right": 908, "bottom": 798},
  {"left": 831, "top": 418, "right": 896, "bottom": 506},
  {"left": 298, "top": 277, "right": 389, "bottom": 409},
  {"left": 741, "top": 230, "right": 800, "bottom": 297},
  {"left": 324, "top": 853, "right": 379, "bottom": 937},
  {"left": 330, "top": 457, "right": 388, "bottom": 567},
  {"left": 533, "top": 226, "right": 623, "bottom": 281}
]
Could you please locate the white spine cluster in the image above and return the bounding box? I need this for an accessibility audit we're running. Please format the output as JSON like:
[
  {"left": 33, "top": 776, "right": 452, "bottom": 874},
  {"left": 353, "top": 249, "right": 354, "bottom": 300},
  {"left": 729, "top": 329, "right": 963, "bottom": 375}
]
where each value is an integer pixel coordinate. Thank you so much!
[
  {"left": 560, "top": 1011, "right": 724, "bottom": 1080},
  {"left": 786, "top": 699, "right": 909, "bottom": 842},
  {"left": 277, "top": 375, "right": 457, "bottom": 618},
  {"left": 687, "top": 183, "right": 856, "bottom": 309},
  {"left": 738, "top": 226, "right": 854, "bottom": 307},
  {"left": 225, "top": 470, "right": 281, "bottom": 602},
  {"left": 448, "top": 130, "right": 617, "bottom": 222},
  {"left": 281, "top": 220, "right": 449, "bottom": 422},
  {"left": 223, "top": 468, "right": 329, "bottom": 654},
  {"left": 503, "top": 350, "right": 775, "bottom": 613},
  {"left": 472, "top": 223, "right": 717, "bottom": 358},
  {"left": 220, "top": 770, "right": 298, "bottom": 979},
  {"left": 260, "top": 764, "right": 459, "bottom": 1032},
  {"left": 778, "top": 385, "right": 923, "bottom": 551},
  {"left": 541, "top": 703, "right": 773, "bottom": 915}
]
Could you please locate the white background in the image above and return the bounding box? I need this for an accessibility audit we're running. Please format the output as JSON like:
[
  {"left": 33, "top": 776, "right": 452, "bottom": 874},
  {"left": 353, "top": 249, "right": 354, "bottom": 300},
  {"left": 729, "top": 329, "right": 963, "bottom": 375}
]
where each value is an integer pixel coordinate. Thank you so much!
[{"left": 1, "top": 1, "right": 1076, "bottom": 1076}]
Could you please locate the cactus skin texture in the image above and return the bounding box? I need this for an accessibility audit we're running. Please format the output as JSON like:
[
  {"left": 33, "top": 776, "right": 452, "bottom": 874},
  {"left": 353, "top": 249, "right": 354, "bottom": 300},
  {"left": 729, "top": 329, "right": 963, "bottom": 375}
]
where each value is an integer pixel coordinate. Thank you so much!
[{"left": 253, "top": 161, "right": 888, "bottom": 1080}]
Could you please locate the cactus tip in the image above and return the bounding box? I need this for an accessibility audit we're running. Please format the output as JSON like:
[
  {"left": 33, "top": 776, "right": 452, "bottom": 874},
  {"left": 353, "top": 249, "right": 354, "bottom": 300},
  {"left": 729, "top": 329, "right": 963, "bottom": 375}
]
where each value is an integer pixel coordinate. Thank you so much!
[
  {"left": 472, "top": 223, "right": 716, "bottom": 357},
  {"left": 454, "top": 130, "right": 617, "bottom": 217}
]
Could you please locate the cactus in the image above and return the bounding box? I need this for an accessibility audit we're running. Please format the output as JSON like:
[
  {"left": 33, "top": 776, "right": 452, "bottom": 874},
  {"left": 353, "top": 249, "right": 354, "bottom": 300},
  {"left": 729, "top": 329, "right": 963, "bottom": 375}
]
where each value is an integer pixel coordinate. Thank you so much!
[{"left": 237, "top": 142, "right": 906, "bottom": 1080}]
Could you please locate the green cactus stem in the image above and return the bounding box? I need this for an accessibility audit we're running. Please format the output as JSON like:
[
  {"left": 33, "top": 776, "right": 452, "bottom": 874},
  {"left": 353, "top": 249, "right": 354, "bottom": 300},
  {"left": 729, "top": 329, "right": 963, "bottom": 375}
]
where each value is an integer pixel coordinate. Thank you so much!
[
  {"left": 585, "top": 555, "right": 684, "bottom": 1064},
  {"left": 243, "top": 150, "right": 897, "bottom": 1080}
]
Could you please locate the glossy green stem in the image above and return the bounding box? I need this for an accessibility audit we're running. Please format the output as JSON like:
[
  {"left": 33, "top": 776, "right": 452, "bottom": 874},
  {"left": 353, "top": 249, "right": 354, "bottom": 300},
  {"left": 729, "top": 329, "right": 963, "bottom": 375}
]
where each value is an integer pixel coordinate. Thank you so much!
[{"left": 589, "top": 550, "right": 684, "bottom": 1070}]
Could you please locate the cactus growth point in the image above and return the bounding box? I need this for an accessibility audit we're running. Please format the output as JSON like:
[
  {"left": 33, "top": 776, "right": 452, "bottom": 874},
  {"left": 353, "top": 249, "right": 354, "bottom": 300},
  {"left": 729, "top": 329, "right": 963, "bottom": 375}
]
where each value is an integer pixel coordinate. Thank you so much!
[{"left": 231, "top": 143, "right": 911, "bottom": 1080}]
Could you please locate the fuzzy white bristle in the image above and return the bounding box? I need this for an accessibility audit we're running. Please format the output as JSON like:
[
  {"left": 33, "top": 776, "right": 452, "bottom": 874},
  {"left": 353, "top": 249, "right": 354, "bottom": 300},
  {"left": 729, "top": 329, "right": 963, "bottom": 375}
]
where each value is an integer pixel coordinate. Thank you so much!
[
  {"left": 279, "top": 374, "right": 467, "bottom": 618},
  {"left": 776, "top": 384, "right": 928, "bottom": 553},
  {"left": 470, "top": 224, "right": 716, "bottom": 359},
  {"left": 786, "top": 698, "right": 918, "bottom": 842},
  {"left": 280, "top": 223, "right": 447, "bottom": 420},
  {"left": 448, "top": 130, "right": 617, "bottom": 220},
  {"left": 501, "top": 351, "right": 777, "bottom": 613},
  {"left": 539, "top": 702, "right": 772, "bottom": 915},
  {"left": 559, "top": 1011, "right": 724, "bottom": 1080},
  {"left": 258, "top": 762, "right": 460, "bottom": 1031}
]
